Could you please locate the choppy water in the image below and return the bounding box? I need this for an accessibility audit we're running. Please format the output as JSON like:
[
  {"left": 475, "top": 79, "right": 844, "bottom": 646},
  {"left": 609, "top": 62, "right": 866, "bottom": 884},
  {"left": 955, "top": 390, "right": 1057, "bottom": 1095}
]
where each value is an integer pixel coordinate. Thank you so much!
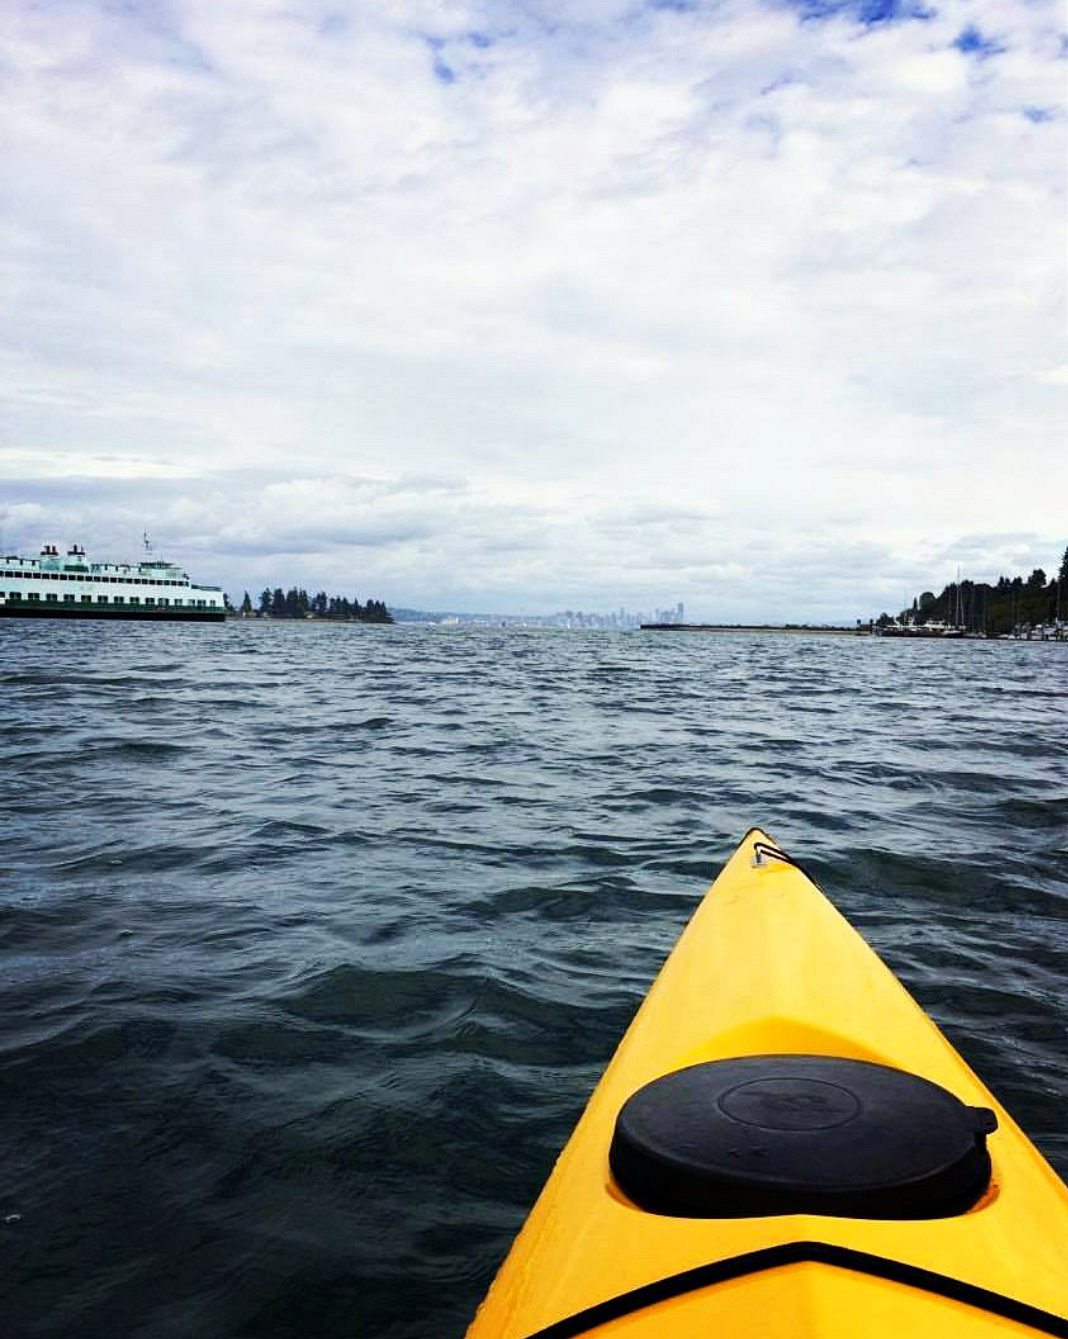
[{"left": 1, "top": 621, "right": 1066, "bottom": 1338}]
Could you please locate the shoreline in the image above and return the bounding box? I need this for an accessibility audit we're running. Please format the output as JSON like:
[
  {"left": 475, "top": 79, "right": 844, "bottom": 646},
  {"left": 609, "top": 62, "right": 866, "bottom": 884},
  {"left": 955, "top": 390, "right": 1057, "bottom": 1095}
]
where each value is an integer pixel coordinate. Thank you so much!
[{"left": 640, "top": 623, "right": 863, "bottom": 636}]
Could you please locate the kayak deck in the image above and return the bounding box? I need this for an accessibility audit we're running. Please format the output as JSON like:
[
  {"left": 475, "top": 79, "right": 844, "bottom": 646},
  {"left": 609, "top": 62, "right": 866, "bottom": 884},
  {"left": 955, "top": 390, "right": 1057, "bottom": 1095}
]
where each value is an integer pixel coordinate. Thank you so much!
[{"left": 466, "top": 829, "right": 1068, "bottom": 1337}]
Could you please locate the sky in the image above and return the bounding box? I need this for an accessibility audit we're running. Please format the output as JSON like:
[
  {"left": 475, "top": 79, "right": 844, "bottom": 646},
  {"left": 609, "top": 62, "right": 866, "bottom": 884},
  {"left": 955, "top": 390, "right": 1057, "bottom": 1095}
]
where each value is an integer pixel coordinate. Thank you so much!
[{"left": 2, "top": 0, "right": 1065, "bottom": 620}]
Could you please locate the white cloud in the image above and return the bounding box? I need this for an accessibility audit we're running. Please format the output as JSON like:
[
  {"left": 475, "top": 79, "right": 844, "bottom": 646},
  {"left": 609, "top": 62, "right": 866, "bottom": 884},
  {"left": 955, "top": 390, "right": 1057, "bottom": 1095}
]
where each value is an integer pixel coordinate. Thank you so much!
[{"left": 1, "top": 0, "right": 1064, "bottom": 616}]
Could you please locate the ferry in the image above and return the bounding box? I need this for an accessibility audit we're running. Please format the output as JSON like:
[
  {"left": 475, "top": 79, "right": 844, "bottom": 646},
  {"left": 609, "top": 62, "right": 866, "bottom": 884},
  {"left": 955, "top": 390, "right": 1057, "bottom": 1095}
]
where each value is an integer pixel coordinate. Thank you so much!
[{"left": 0, "top": 541, "right": 225, "bottom": 622}]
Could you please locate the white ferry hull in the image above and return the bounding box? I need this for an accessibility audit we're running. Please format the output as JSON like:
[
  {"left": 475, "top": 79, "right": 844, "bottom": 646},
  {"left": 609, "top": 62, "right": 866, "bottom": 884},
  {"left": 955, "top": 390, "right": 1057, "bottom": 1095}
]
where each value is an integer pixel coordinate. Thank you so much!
[{"left": 0, "top": 602, "right": 224, "bottom": 622}]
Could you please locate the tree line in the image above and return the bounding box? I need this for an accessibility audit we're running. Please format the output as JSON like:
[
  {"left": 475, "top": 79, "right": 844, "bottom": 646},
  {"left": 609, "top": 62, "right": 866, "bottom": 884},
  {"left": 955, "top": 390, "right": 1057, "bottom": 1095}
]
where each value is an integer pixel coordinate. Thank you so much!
[
  {"left": 236, "top": 587, "right": 393, "bottom": 623},
  {"left": 879, "top": 546, "right": 1068, "bottom": 636}
]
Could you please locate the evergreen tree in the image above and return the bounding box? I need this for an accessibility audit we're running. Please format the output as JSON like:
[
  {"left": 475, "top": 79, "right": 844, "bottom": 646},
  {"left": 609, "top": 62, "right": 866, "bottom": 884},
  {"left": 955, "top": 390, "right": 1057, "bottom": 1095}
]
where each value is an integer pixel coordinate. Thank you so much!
[{"left": 249, "top": 580, "right": 392, "bottom": 624}]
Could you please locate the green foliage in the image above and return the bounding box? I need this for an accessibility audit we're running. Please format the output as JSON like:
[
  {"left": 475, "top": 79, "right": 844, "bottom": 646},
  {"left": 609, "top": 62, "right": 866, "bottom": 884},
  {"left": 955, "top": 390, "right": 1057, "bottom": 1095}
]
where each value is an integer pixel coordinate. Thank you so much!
[
  {"left": 900, "top": 548, "right": 1065, "bottom": 635},
  {"left": 253, "top": 583, "right": 393, "bottom": 623}
]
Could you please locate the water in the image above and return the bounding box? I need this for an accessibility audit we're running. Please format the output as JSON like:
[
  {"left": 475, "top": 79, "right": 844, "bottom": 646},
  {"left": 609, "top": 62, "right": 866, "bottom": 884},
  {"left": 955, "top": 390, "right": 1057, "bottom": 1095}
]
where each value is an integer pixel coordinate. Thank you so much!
[{"left": 1, "top": 621, "right": 1065, "bottom": 1338}]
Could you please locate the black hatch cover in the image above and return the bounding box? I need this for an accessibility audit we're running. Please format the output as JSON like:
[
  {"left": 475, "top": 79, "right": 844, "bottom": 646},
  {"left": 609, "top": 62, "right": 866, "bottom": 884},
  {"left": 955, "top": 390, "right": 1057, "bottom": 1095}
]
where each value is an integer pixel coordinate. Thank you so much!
[{"left": 609, "top": 1054, "right": 997, "bottom": 1219}]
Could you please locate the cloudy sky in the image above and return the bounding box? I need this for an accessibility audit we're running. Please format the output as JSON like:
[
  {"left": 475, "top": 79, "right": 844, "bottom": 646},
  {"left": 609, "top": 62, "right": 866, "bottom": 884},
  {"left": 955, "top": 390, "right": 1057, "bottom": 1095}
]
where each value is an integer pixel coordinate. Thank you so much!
[{"left": 2, "top": 0, "right": 1065, "bottom": 618}]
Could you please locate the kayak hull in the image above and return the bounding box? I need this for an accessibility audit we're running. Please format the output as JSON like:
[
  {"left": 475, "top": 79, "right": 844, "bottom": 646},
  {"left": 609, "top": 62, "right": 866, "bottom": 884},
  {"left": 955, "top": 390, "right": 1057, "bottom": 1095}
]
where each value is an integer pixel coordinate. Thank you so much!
[{"left": 465, "top": 830, "right": 1068, "bottom": 1338}]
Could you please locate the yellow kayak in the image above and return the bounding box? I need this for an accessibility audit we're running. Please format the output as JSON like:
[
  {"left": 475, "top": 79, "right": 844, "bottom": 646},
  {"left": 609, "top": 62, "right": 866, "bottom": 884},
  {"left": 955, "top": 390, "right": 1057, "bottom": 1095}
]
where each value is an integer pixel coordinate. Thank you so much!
[{"left": 466, "top": 829, "right": 1068, "bottom": 1338}]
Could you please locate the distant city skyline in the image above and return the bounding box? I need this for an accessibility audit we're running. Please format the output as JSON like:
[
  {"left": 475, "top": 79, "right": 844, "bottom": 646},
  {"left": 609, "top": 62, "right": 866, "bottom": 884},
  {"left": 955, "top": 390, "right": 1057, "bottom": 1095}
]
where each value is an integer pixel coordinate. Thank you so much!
[
  {"left": 389, "top": 602, "right": 687, "bottom": 629},
  {"left": 3, "top": 0, "right": 1064, "bottom": 620}
]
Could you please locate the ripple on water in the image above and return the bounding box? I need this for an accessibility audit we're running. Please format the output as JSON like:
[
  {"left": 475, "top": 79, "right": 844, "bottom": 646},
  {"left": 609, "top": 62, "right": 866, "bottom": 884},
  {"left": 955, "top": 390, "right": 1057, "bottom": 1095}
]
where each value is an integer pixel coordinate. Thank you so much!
[{"left": 0, "top": 621, "right": 1065, "bottom": 1339}]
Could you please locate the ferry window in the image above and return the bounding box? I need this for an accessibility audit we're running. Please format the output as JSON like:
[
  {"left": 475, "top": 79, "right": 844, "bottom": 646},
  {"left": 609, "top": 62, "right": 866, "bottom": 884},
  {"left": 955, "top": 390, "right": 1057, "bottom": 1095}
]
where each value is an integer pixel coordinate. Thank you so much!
[
  {"left": 145, "top": 598, "right": 155, "bottom": 606},
  {"left": 63, "top": 594, "right": 75, "bottom": 603},
  {"left": 28, "top": 593, "right": 40, "bottom": 602},
  {"left": 81, "top": 596, "right": 91, "bottom": 604},
  {"left": 173, "top": 599, "right": 183, "bottom": 607},
  {"left": 97, "top": 595, "right": 108, "bottom": 603},
  {"left": 114, "top": 596, "right": 124, "bottom": 604},
  {"left": 9, "top": 592, "right": 20, "bottom": 600}
]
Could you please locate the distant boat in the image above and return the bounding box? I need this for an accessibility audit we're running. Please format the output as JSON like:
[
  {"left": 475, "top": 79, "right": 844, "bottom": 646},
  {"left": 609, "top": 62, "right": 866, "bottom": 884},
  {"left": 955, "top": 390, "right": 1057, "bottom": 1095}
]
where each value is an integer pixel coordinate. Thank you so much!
[
  {"left": 0, "top": 541, "right": 225, "bottom": 622},
  {"left": 876, "top": 621, "right": 966, "bottom": 639}
]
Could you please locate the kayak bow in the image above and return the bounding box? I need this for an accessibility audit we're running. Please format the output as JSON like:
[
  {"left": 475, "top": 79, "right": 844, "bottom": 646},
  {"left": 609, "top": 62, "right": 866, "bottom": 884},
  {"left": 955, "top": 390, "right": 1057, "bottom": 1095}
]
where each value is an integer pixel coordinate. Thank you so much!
[{"left": 466, "top": 829, "right": 1068, "bottom": 1337}]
